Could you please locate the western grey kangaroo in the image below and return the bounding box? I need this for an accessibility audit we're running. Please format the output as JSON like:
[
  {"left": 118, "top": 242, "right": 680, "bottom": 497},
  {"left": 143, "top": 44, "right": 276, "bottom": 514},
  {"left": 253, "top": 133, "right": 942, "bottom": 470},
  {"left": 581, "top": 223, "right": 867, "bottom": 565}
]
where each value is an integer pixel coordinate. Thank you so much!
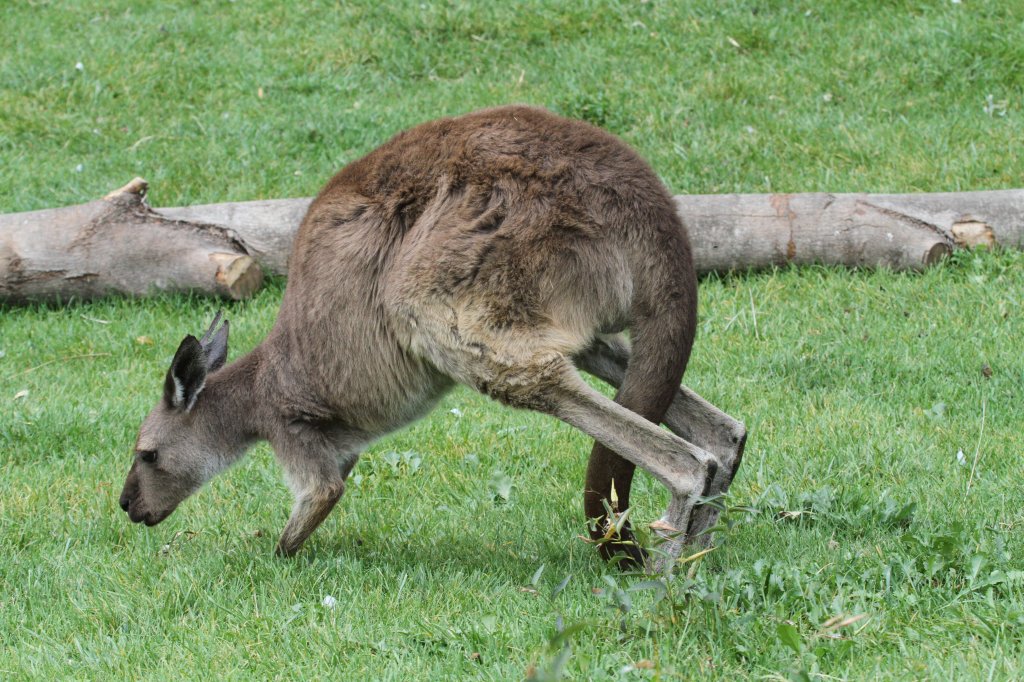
[{"left": 118, "top": 106, "right": 746, "bottom": 570}]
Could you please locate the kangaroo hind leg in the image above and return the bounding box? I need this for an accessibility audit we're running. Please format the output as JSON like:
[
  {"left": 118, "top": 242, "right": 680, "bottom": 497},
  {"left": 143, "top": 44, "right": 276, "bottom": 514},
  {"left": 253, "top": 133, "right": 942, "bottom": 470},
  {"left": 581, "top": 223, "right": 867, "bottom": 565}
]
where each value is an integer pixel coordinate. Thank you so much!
[
  {"left": 458, "top": 347, "right": 718, "bottom": 572},
  {"left": 576, "top": 333, "right": 747, "bottom": 545}
]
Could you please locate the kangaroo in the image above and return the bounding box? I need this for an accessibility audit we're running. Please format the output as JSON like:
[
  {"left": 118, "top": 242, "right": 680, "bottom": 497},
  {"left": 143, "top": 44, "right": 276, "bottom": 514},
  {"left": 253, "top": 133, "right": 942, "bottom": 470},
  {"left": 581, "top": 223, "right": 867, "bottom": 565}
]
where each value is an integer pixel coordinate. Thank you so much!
[{"left": 118, "top": 106, "right": 746, "bottom": 569}]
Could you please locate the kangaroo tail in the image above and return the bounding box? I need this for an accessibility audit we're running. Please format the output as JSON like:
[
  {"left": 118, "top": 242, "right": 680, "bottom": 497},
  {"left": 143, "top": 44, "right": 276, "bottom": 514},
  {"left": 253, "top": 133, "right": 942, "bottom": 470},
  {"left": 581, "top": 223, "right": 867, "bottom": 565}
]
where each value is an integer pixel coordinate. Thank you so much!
[{"left": 583, "top": 213, "right": 698, "bottom": 565}]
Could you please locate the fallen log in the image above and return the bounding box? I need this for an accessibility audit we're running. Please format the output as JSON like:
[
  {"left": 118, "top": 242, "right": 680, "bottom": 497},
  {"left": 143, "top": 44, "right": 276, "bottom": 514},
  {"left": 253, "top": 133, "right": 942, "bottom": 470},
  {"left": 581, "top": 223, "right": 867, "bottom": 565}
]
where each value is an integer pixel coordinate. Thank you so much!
[
  {"left": 675, "top": 191, "right": 1022, "bottom": 273},
  {"left": 159, "top": 189, "right": 1024, "bottom": 278},
  {"left": 2, "top": 179, "right": 1022, "bottom": 304},
  {"left": 0, "top": 179, "right": 262, "bottom": 305}
]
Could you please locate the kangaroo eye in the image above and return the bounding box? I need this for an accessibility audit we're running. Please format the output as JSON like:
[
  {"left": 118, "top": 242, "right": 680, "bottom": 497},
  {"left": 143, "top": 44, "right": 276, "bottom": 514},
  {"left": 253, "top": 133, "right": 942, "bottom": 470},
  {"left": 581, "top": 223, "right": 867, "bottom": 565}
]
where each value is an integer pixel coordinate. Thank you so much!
[{"left": 138, "top": 449, "right": 158, "bottom": 463}]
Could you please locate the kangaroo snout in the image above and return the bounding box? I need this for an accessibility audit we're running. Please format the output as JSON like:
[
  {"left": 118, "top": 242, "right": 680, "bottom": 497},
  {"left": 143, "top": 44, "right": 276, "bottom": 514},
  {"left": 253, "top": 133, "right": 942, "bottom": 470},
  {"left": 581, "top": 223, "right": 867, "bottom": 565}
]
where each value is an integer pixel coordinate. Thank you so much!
[
  {"left": 118, "top": 464, "right": 175, "bottom": 526},
  {"left": 118, "top": 465, "right": 139, "bottom": 515},
  {"left": 120, "top": 495, "right": 174, "bottom": 527},
  {"left": 119, "top": 484, "right": 153, "bottom": 525}
]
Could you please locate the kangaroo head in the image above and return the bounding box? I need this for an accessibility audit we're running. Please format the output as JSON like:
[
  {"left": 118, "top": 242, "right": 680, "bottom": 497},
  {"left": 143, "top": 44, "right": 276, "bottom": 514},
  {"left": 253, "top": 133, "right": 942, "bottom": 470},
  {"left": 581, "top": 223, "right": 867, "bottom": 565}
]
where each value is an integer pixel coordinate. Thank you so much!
[{"left": 119, "top": 313, "right": 231, "bottom": 526}]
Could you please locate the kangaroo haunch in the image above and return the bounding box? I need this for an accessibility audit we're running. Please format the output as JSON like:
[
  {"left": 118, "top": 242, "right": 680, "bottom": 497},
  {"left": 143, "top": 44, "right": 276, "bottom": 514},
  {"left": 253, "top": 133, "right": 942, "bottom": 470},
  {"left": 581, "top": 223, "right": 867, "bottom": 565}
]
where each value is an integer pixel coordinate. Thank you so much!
[{"left": 118, "top": 106, "right": 747, "bottom": 570}]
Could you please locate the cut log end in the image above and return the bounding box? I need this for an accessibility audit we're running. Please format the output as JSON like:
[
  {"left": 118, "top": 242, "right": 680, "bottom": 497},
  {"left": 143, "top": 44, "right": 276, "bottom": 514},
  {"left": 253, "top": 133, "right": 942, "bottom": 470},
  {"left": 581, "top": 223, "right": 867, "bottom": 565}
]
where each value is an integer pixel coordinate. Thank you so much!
[
  {"left": 210, "top": 253, "right": 263, "bottom": 300},
  {"left": 924, "top": 241, "right": 953, "bottom": 266},
  {"left": 951, "top": 220, "right": 996, "bottom": 248}
]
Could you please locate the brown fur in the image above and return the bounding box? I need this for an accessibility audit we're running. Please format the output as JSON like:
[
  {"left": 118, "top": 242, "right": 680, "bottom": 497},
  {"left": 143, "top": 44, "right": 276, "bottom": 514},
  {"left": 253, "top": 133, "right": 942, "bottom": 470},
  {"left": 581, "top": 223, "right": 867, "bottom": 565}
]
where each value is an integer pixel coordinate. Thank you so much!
[{"left": 119, "top": 106, "right": 746, "bottom": 568}]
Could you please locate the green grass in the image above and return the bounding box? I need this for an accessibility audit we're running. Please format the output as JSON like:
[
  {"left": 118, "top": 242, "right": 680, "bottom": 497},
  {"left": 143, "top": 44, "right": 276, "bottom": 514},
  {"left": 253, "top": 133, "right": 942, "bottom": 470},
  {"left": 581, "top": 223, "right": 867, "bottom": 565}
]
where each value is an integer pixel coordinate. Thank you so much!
[{"left": 2, "top": 1, "right": 1023, "bottom": 680}]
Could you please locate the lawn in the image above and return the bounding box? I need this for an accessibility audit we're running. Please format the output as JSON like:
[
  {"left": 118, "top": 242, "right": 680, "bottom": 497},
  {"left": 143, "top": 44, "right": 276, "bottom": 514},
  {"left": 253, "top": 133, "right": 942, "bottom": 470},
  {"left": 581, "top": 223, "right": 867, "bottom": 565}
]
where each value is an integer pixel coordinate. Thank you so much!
[{"left": 2, "top": 1, "right": 1023, "bottom": 680}]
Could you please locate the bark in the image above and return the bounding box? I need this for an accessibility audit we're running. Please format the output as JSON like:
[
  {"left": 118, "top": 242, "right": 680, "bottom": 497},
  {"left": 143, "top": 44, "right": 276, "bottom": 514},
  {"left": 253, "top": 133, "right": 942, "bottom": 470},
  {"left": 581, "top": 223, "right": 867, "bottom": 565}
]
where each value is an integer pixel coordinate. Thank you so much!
[
  {"left": 157, "top": 198, "right": 310, "bottom": 278},
  {"left": 0, "top": 179, "right": 262, "bottom": 305},
  {"left": 2, "top": 180, "right": 1022, "bottom": 305},
  {"left": 675, "top": 190, "right": 1024, "bottom": 274}
]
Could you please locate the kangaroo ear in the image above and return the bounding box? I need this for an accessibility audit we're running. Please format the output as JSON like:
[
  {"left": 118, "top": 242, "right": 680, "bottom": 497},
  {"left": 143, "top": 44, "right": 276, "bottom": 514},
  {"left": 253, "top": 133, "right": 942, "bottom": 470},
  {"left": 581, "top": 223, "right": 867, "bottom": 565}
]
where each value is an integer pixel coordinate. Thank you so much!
[
  {"left": 198, "top": 311, "right": 229, "bottom": 372},
  {"left": 164, "top": 335, "right": 207, "bottom": 411}
]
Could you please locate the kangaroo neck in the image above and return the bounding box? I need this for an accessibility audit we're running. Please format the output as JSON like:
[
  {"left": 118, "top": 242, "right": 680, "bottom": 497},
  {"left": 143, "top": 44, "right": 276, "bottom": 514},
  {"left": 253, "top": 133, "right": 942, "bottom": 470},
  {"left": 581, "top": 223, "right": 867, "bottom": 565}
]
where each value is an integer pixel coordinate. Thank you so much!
[{"left": 198, "top": 346, "right": 271, "bottom": 448}]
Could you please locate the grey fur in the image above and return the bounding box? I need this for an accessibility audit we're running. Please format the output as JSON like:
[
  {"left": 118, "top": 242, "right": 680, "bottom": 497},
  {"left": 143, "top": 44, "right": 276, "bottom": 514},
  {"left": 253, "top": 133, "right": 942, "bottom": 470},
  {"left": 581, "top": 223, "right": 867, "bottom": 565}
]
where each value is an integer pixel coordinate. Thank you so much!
[{"left": 119, "top": 106, "right": 746, "bottom": 569}]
